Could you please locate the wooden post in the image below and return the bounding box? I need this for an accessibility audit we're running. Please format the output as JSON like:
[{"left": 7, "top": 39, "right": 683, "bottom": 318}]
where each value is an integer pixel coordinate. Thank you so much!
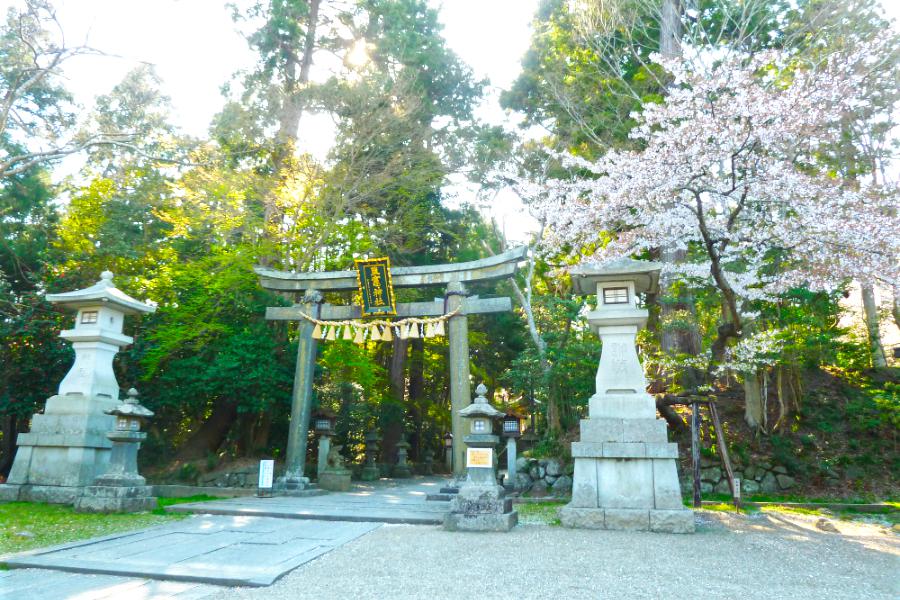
[
  {"left": 446, "top": 281, "right": 470, "bottom": 477},
  {"left": 691, "top": 401, "right": 701, "bottom": 508},
  {"left": 709, "top": 400, "right": 739, "bottom": 508},
  {"left": 284, "top": 290, "right": 322, "bottom": 483}
]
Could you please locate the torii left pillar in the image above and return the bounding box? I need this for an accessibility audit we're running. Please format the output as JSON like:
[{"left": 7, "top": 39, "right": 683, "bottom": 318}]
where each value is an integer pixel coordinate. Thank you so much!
[
  {"left": 277, "top": 290, "right": 323, "bottom": 493},
  {"left": 446, "top": 281, "right": 471, "bottom": 477}
]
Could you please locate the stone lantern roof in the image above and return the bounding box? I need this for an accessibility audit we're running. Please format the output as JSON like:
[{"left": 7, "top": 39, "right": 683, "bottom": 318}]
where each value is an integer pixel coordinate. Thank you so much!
[
  {"left": 106, "top": 389, "right": 154, "bottom": 420},
  {"left": 459, "top": 384, "right": 505, "bottom": 419},
  {"left": 46, "top": 271, "right": 155, "bottom": 315},
  {"left": 570, "top": 258, "right": 663, "bottom": 296}
]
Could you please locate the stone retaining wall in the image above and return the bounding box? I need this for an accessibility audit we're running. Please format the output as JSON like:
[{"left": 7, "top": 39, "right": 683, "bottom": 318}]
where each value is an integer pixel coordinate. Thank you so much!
[
  {"left": 680, "top": 457, "right": 796, "bottom": 495},
  {"left": 507, "top": 457, "right": 573, "bottom": 495}
]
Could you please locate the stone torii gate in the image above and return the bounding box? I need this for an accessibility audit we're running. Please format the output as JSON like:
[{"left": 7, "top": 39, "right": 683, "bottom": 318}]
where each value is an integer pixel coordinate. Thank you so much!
[{"left": 255, "top": 246, "right": 527, "bottom": 484}]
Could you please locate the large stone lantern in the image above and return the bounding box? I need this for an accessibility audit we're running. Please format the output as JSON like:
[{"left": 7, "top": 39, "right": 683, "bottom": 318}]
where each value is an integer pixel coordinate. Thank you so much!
[
  {"left": 0, "top": 271, "right": 155, "bottom": 504},
  {"left": 444, "top": 383, "right": 517, "bottom": 532},
  {"left": 559, "top": 259, "right": 694, "bottom": 533}
]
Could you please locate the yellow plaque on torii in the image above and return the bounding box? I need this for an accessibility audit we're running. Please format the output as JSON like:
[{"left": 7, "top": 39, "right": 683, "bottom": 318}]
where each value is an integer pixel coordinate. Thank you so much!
[{"left": 354, "top": 257, "right": 397, "bottom": 317}]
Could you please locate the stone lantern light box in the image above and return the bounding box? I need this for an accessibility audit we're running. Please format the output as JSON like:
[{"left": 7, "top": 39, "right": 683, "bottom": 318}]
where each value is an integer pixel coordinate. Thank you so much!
[
  {"left": 313, "top": 409, "right": 337, "bottom": 435},
  {"left": 502, "top": 412, "right": 523, "bottom": 437}
]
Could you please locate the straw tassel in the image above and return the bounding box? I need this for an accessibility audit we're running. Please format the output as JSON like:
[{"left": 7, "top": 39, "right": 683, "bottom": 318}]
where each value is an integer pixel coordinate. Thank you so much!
[
  {"left": 424, "top": 322, "right": 435, "bottom": 338},
  {"left": 369, "top": 325, "right": 382, "bottom": 341},
  {"left": 326, "top": 326, "right": 336, "bottom": 341},
  {"left": 408, "top": 322, "right": 420, "bottom": 338},
  {"left": 312, "top": 323, "right": 323, "bottom": 339},
  {"left": 353, "top": 326, "right": 365, "bottom": 344},
  {"left": 399, "top": 323, "right": 408, "bottom": 339},
  {"left": 434, "top": 319, "right": 445, "bottom": 337},
  {"left": 382, "top": 325, "right": 393, "bottom": 342},
  {"left": 343, "top": 325, "right": 353, "bottom": 340}
]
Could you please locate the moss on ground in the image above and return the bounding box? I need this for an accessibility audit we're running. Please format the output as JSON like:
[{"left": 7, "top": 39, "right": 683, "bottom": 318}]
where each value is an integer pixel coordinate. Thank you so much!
[{"left": 0, "top": 499, "right": 202, "bottom": 556}]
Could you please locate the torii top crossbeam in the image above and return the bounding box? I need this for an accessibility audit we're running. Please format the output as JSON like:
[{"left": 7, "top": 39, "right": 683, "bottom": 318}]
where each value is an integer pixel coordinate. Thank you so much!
[{"left": 254, "top": 246, "right": 528, "bottom": 292}]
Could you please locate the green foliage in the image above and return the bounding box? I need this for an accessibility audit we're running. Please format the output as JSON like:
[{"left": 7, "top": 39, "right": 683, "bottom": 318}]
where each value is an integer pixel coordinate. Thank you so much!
[{"left": 138, "top": 248, "right": 295, "bottom": 455}]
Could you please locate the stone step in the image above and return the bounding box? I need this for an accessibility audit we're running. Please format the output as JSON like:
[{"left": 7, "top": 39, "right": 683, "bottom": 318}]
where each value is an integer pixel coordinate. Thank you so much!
[
  {"left": 426, "top": 493, "right": 453, "bottom": 502},
  {"left": 165, "top": 496, "right": 448, "bottom": 525},
  {"left": 439, "top": 486, "right": 459, "bottom": 494}
]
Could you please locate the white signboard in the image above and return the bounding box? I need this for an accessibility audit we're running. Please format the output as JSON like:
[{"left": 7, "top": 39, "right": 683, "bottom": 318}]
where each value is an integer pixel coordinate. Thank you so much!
[
  {"left": 734, "top": 477, "right": 741, "bottom": 501},
  {"left": 466, "top": 447, "right": 493, "bottom": 468},
  {"left": 258, "top": 459, "right": 275, "bottom": 489}
]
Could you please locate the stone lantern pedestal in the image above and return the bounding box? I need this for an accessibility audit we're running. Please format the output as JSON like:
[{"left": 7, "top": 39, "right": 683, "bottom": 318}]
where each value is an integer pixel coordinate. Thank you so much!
[
  {"left": 444, "top": 384, "right": 517, "bottom": 532},
  {"left": 75, "top": 389, "right": 156, "bottom": 513},
  {"left": 318, "top": 445, "right": 352, "bottom": 492},
  {"left": 0, "top": 272, "right": 154, "bottom": 505},
  {"left": 559, "top": 259, "right": 694, "bottom": 533}
]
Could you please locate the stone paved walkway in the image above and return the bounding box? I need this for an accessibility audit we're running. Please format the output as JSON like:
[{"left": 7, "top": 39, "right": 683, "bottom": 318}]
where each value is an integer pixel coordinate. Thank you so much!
[
  {"left": 0, "top": 569, "right": 218, "bottom": 599},
  {"left": 3, "top": 514, "right": 380, "bottom": 587},
  {"left": 166, "top": 476, "right": 452, "bottom": 525},
  {"left": 0, "top": 477, "right": 452, "bottom": 597}
]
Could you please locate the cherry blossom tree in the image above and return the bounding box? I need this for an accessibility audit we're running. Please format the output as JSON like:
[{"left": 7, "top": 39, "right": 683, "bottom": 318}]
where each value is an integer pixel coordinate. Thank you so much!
[{"left": 533, "top": 42, "right": 900, "bottom": 428}]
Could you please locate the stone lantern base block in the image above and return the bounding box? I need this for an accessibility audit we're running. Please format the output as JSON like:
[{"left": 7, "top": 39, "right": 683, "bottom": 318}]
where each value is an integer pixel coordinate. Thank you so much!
[
  {"left": 559, "top": 506, "right": 694, "bottom": 533},
  {"left": 392, "top": 465, "right": 413, "bottom": 479},
  {"left": 444, "top": 509, "right": 518, "bottom": 532},
  {"left": 360, "top": 465, "right": 380, "bottom": 481},
  {"left": 564, "top": 411, "right": 695, "bottom": 534},
  {"left": 74, "top": 485, "right": 157, "bottom": 513},
  {"left": 318, "top": 470, "right": 352, "bottom": 492},
  {"left": 274, "top": 474, "right": 311, "bottom": 495},
  {"left": 443, "top": 484, "right": 517, "bottom": 532},
  {"left": 0, "top": 484, "right": 87, "bottom": 504},
  {"left": 2, "top": 401, "right": 116, "bottom": 505}
]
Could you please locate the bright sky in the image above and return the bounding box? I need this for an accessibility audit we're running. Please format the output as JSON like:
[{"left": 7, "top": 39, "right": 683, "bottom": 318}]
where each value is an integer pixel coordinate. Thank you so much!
[
  {"left": 7, "top": 0, "right": 541, "bottom": 242},
  {"left": 3, "top": 0, "right": 898, "bottom": 244}
]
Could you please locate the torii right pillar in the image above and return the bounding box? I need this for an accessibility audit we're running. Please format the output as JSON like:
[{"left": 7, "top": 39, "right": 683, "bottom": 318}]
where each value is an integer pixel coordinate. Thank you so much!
[{"left": 560, "top": 259, "right": 694, "bottom": 533}]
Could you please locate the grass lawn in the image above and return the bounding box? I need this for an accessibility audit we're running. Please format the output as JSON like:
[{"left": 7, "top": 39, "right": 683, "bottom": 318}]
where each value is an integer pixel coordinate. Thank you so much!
[
  {"left": 516, "top": 500, "right": 566, "bottom": 525},
  {"left": 0, "top": 495, "right": 221, "bottom": 556}
]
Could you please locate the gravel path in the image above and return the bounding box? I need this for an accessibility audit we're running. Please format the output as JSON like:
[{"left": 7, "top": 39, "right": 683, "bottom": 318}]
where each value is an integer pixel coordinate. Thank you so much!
[{"left": 218, "top": 511, "right": 898, "bottom": 600}]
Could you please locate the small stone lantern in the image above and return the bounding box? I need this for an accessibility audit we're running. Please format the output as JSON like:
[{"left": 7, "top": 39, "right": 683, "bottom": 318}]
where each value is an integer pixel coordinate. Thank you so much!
[
  {"left": 361, "top": 429, "right": 381, "bottom": 481},
  {"left": 502, "top": 411, "right": 523, "bottom": 486},
  {"left": 75, "top": 389, "right": 156, "bottom": 513},
  {"left": 444, "top": 383, "right": 517, "bottom": 532},
  {"left": 422, "top": 448, "right": 435, "bottom": 476},
  {"left": 443, "top": 432, "right": 453, "bottom": 472},
  {"left": 393, "top": 438, "right": 413, "bottom": 478},
  {"left": 313, "top": 409, "right": 337, "bottom": 478}
]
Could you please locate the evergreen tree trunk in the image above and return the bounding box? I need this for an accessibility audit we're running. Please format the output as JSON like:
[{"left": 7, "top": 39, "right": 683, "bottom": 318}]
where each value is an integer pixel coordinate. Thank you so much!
[
  {"left": 657, "top": 0, "right": 702, "bottom": 386},
  {"left": 0, "top": 413, "right": 17, "bottom": 478},
  {"left": 408, "top": 338, "right": 424, "bottom": 461},
  {"left": 176, "top": 399, "right": 239, "bottom": 461},
  {"left": 861, "top": 284, "right": 887, "bottom": 368},
  {"left": 743, "top": 371, "right": 765, "bottom": 431},
  {"left": 892, "top": 282, "right": 900, "bottom": 330},
  {"left": 382, "top": 337, "right": 408, "bottom": 464},
  {"left": 660, "top": 0, "right": 683, "bottom": 57},
  {"left": 251, "top": 411, "right": 272, "bottom": 454}
]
